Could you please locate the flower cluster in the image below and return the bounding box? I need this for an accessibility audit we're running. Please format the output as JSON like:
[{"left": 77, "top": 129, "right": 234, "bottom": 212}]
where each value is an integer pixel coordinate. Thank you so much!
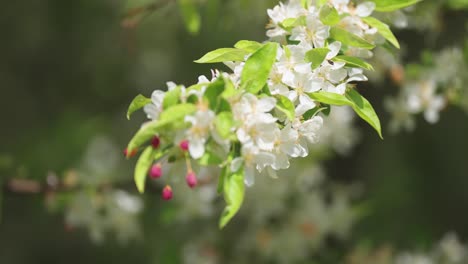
[
  {"left": 384, "top": 47, "right": 468, "bottom": 132},
  {"left": 125, "top": 0, "right": 410, "bottom": 227}
]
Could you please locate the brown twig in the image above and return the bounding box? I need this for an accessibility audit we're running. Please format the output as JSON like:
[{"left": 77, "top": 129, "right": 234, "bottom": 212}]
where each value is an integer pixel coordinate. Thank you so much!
[{"left": 121, "top": 0, "right": 175, "bottom": 29}]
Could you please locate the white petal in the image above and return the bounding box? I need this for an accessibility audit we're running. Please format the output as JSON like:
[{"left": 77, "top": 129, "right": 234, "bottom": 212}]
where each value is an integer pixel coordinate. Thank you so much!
[
  {"left": 356, "top": 2, "right": 375, "bottom": 17},
  {"left": 257, "top": 97, "right": 277, "bottom": 112},
  {"left": 189, "top": 139, "right": 205, "bottom": 159},
  {"left": 424, "top": 109, "right": 439, "bottom": 124},
  {"left": 244, "top": 166, "right": 256, "bottom": 187},
  {"left": 236, "top": 128, "right": 251, "bottom": 143},
  {"left": 326, "top": 41, "right": 342, "bottom": 59},
  {"left": 255, "top": 152, "right": 276, "bottom": 170},
  {"left": 231, "top": 157, "right": 243, "bottom": 172},
  {"left": 272, "top": 153, "right": 290, "bottom": 170}
]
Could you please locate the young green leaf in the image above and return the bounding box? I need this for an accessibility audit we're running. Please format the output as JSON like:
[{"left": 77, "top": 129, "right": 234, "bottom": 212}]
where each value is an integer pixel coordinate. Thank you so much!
[
  {"left": 329, "top": 27, "right": 375, "bottom": 49},
  {"left": 333, "top": 55, "right": 374, "bottom": 71},
  {"left": 275, "top": 95, "right": 295, "bottom": 121},
  {"left": 178, "top": 0, "right": 201, "bottom": 35},
  {"left": 198, "top": 151, "right": 223, "bottom": 166},
  {"left": 195, "top": 48, "right": 250, "bottom": 63},
  {"left": 217, "top": 166, "right": 228, "bottom": 194},
  {"left": 319, "top": 4, "right": 340, "bottom": 26},
  {"left": 219, "top": 168, "right": 245, "bottom": 228},
  {"left": 234, "top": 40, "right": 263, "bottom": 53},
  {"left": 361, "top": 17, "right": 400, "bottom": 49},
  {"left": 215, "top": 112, "right": 235, "bottom": 139},
  {"left": 127, "top": 94, "right": 152, "bottom": 120},
  {"left": 127, "top": 104, "right": 197, "bottom": 152},
  {"left": 371, "top": 0, "right": 421, "bottom": 12},
  {"left": 305, "top": 48, "right": 330, "bottom": 69},
  {"left": 134, "top": 146, "right": 154, "bottom": 193},
  {"left": 346, "top": 89, "right": 383, "bottom": 139},
  {"left": 308, "top": 91, "right": 383, "bottom": 138},
  {"left": 221, "top": 76, "right": 240, "bottom": 100},
  {"left": 307, "top": 91, "right": 353, "bottom": 106},
  {"left": 280, "top": 16, "right": 305, "bottom": 30},
  {"left": 204, "top": 78, "right": 225, "bottom": 110},
  {"left": 162, "top": 86, "right": 181, "bottom": 110},
  {"left": 241, "top": 42, "right": 278, "bottom": 94}
]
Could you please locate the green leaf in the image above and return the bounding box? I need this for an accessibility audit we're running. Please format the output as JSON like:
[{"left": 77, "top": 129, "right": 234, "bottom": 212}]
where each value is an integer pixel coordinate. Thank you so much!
[
  {"left": 346, "top": 89, "right": 383, "bottom": 139},
  {"left": 315, "top": 0, "right": 328, "bottom": 7},
  {"left": 371, "top": 0, "right": 421, "bottom": 12},
  {"left": 126, "top": 104, "right": 197, "bottom": 153},
  {"left": 333, "top": 55, "right": 374, "bottom": 71},
  {"left": 221, "top": 76, "right": 240, "bottom": 100},
  {"left": 162, "top": 86, "right": 181, "bottom": 109},
  {"left": 305, "top": 48, "right": 330, "bottom": 69},
  {"left": 241, "top": 42, "right": 278, "bottom": 94},
  {"left": 361, "top": 17, "right": 400, "bottom": 49},
  {"left": 195, "top": 48, "right": 250, "bottom": 63},
  {"left": 178, "top": 0, "right": 201, "bottom": 35},
  {"left": 234, "top": 40, "right": 263, "bottom": 53},
  {"left": 217, "top": 166, "right": 227, "bottom": 194},
  {"left": 279, "top": 16, "right": 305, "bottom": 29},
  {"left": 219, "top": 168, "right": 245, "bottom": 228},
  {"left": 275, "top": 95, "right": 295, "bottom": 121},
  {"left": 329, "top": 27, "right": 375, "bottom": 49},
  {"left": 127, "top": 94, "right": 152, "bottom": 120},
  {"left": 308, "top": 91, "right": 354, "bottom": 106},
  {"left": 198, "top": 151, "right": 223, "bottom": 166},
  {"left": 215, "top": 112, "right": 234, "bottom": 139},
  {"left": 204, "top": 78, "right": 225, "bottom": 110},
  {"left": 319, "top": 4, "right": 340, "bottom": 26},
  {"left": 303, "top": 105, "right": 330, "bottom": 120},
  {"left": 308, "top": 91, "right": 382, "bottom": 138},
  {"left": 134, "top": 146, "right": 154, "bottom": 193}
]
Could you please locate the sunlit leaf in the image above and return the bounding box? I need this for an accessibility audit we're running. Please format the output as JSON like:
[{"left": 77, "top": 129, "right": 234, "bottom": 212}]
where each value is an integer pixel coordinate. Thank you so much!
[
  {"left": 234, "top": 40, "right": 263, "bottom": 53},
  {"left": 275, "top": 95, "right": 295, "bottom": 121},
  {"left": 333, "top": 55, "right": 374, "bottom": 71},
  {"left": 198, "top": 151, "right": 223, "bottom": 166},
  {"left": 361, "top": 17, "right": 400, "bottom": 49},
  {"left": 330, "top": 27, "right": 375, "bottom": 49},
  {"left": 319, "top": 4, "right": 340, "bottom": 26},
  {"left": 215, "top": 112, "right": 234, "bottom": 139},
  {"left": 127, "top": 94, "right": 152, "bottom": 120},
  {"left": 308, "top": 91, "right": 382, "bottom": 138},
  {"left": 195, "top": 48, "right": 250, "bottom": 63},
  {"left": 219, "top": 168, "right": 245, "bottom": 228},
  {"left": 241, "top": 42, "right": 278, "bottom": 94},
  {"left": 305, "top": 48, "right": 330, "bottom": 69},
  {"left": 134, "top": 146, "right": 154, "bottom": 193},
  {"left": 371, "top": 0, "right": 421, "bottom": 12},
  {"left": 162, "top": 86, "right": 181, "bottom": 109},
  {"left": 346, "top": 89, "right": 383, "bottom": 139}
]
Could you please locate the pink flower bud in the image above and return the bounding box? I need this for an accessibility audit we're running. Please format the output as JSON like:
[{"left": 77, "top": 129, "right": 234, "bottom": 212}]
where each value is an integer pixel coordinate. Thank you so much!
[
  {"left": 186, "top": 171, "right": 198, "bottom": 188},
  {"left": 149, "top": 164, "right": 162, "bottom": 179},
  {"left": 151, "top": 135, "right": 161, "bottom": 149},
  {"left": 179, "top": 140, "right": 189, "bottom": 151},
  {"left": 162, "top": 185, "right": 173, "bottom": 200}
]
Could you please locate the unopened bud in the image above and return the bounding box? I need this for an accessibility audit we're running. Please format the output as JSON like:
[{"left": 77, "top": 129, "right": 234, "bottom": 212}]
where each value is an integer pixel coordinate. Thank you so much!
[
  {"left": 179, "top": 140, "right": 189, "bottom": 151},
  {"left": 149, "top": 164, "right": 162, "bottom": 179},
  {"left": 186, "top": 171, "right": 198, "bottom": 188},
  {"left": 162, "top": 185, "right": 173, "bottom": 200},
  {"left": 151, "top": 135, "right": 161, "bottom": 149},
  {"left": 123, "top": 148, "right": 138, "bottom": 158}
]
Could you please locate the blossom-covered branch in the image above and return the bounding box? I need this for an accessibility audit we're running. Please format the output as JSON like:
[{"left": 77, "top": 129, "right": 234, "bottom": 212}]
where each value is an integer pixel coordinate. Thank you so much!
[{"left": 125, "top": 0, "right": 419, "bottom": 227}]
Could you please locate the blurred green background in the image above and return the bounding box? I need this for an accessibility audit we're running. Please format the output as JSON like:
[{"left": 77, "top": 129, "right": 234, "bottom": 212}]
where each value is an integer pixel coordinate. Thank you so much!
[{"left": 1, "top": 0, "right": 468, "bottom": 263}]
